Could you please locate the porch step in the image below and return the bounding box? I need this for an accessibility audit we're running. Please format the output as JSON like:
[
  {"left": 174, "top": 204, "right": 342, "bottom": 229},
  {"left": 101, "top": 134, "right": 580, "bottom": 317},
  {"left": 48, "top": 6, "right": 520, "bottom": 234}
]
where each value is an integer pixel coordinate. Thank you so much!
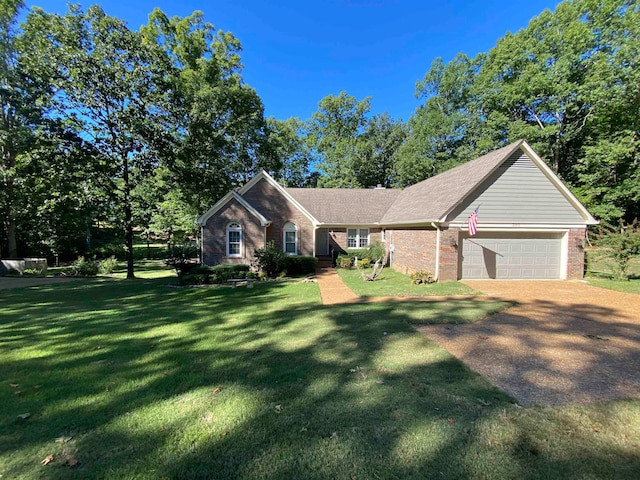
[{"left": 316, "top": 256, "right": 333, "bottom": 268}]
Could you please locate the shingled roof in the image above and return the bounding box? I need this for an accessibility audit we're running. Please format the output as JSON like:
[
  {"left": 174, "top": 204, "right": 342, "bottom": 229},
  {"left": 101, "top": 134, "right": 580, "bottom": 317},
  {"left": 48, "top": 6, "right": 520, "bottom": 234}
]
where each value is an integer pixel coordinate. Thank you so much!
[
  {"left": 282, "top": 140, "right": 524, "bottom": 226},
  {"left": 285, "top": 187, "right": 401, "bottom": 224},
  {"left": 380, "top": 140, "right": 525, "bottom": 224}
]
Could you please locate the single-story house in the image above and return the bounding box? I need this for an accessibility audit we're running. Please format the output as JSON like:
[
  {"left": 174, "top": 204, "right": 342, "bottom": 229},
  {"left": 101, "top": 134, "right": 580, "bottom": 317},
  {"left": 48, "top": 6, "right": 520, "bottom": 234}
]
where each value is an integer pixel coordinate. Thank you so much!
[{"left": 197, "top": 140, "right": 597, "bottom": 281}]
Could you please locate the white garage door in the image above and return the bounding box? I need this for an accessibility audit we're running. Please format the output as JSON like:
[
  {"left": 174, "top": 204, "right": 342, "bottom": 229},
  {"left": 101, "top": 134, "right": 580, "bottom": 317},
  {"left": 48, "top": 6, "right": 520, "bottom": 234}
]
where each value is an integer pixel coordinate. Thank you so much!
[{"left": 461, "top": 232, "right": 563, "bottom": 279}]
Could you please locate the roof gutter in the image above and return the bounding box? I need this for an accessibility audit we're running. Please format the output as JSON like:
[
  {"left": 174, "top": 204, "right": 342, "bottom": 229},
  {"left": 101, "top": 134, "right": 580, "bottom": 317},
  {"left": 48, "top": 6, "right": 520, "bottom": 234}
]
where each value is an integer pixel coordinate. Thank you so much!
[{"left": 431, "top": 222, "right": 440, "bottom": 281}]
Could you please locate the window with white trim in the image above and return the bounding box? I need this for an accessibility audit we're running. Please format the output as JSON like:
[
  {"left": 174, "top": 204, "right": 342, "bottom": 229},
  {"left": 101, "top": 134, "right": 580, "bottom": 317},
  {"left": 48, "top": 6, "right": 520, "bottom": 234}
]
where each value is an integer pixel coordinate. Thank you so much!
[
  {"left": 226, "top": 222, "right": 242, "bottom": 257},
  {"left": 347, "top": 228, "right": 369, "bottom": 248},
  {"left": 283, "top": 222, "right": 298, "bottom": 255}
]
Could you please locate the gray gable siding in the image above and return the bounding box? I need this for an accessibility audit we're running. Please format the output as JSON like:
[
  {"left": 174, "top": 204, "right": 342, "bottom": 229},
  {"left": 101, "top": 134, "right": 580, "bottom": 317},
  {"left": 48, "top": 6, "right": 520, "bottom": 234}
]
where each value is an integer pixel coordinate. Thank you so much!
[{"left": 446, "top": 150, "right": 585, "bottom": 224}]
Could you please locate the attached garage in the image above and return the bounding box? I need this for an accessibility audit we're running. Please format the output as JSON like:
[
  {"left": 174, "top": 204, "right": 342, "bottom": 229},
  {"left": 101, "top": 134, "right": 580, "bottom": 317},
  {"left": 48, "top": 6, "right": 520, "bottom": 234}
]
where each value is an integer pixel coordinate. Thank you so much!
[{"left": 460, "top": 232, "right": 564, "bottom": 279}]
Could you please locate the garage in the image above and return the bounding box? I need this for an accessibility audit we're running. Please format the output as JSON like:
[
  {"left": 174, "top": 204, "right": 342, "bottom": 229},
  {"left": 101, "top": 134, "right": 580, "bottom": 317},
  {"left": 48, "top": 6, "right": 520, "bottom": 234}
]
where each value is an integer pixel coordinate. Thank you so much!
[{"left": 460, "top": 232, "right": 563, "bottom": 279}]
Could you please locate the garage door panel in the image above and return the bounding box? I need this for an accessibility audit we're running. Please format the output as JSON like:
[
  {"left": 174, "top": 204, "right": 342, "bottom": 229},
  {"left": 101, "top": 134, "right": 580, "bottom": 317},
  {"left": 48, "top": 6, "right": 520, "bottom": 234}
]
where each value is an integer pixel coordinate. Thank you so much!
[{"left": 461, "top": 233, "right": 562, "bottom": 279}]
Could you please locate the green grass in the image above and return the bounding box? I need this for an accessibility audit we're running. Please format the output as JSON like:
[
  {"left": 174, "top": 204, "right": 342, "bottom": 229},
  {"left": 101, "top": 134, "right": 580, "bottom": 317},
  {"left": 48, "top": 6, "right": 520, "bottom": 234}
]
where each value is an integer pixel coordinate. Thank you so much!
[
  {"left": 1, "top": 278, "right": 639, "bottom": 479},
  {"left": 338, "top": 267, "right": 478, "bottom": 297},
  {"left": 585, "top": 250, "right": 640, "bottom": 294},
  {"left": 585, "top": 277, "right": 640, "bottom": 294}
]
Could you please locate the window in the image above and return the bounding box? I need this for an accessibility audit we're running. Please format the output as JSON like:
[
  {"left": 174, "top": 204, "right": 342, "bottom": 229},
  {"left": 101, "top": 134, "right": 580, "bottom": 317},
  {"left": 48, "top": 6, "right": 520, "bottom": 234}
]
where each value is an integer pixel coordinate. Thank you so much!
[
  {"left": 283, "top": 222, "right": 298, "bottom": 255},
  {"left": 226, "top": 222, "right": 242, "bottom": 257},
  {"left": 347, "top": 228, "right": 369, "bottom": 248}
]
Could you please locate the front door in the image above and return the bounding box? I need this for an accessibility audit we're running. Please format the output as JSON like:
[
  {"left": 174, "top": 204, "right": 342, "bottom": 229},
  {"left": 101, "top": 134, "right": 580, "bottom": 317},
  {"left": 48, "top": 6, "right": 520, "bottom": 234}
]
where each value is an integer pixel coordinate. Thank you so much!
[{"left": 315, "top": 228, "right": 329, "bottom": 256}]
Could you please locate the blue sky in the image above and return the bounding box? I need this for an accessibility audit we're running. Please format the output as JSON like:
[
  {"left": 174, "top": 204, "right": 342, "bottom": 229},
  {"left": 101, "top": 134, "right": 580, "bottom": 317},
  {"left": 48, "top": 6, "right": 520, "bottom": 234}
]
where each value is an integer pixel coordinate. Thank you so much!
[{"left": 26, "top": 1, "right": 560, "bottom": 121}]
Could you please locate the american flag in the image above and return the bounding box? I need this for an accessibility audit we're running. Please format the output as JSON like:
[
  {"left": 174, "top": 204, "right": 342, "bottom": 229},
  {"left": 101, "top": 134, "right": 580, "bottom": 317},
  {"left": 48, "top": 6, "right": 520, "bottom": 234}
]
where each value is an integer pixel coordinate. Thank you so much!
[{"left": 468, "top": 206, "right": 479, "bottom": 236}]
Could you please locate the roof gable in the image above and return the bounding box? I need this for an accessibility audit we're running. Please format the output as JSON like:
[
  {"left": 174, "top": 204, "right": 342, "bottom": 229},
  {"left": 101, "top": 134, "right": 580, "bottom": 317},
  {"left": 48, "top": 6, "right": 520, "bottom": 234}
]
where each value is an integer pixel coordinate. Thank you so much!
[
  {"left": 445, "top": 147, "right": 595, "bottom": 224},
  {"left": 196, "top": 191, "right": 270, "bottom": 226},
  {"left": 381, "top": 140, "right": 525, "bottom": 224},
  {"left": 239, "top": 171, "right": 318, "bottom": 225}
]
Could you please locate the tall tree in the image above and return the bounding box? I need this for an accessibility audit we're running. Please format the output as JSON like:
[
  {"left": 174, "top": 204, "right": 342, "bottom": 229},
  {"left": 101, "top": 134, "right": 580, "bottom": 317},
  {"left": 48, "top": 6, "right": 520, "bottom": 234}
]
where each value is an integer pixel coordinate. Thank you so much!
[
  {"left": 307, "top": 91, "right": 371, "bottom": 188},
  {"left": 0, "top": 0, "right": 37, "bottom": 257},
  {"left": 403, "top": 0, "right": 639, "bottom": 222},
  {"left": 395, "top": 54, "right": 479, "bottom": 186},
  {"left": 265, "top": 117, "right": 317, "bottom": 187},
  {"left": 25, "top": 5, "right": 171, "bottom": 278},
  {"left": 142, "top": 9, "right": 278, "bottom": 215},
  {"left": 352, "top": 113, "right": 406, "bottom": 188}
]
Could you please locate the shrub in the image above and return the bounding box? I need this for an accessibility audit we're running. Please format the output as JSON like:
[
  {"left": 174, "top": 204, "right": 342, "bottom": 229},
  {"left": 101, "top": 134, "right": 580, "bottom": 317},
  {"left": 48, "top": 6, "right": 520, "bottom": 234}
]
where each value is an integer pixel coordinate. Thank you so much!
[
  {"left": 253, "top": 241, "right": 287, "bottom": 278},
  {"left": 283, "top": 256, "right": 317, "bottom": 275},
  {"left": 184, "top": 263, "right": 251, "bottom": 285},
  {"left": 337, "top": 241, "right": 386, "bottom": 266},
  {"left": 98, "top": 256, "right": 119, "bottom": 275},
  {"left": 21, "top": 268, "right": 41, "bottom": 276},
  {"left": 182, "top": 273, "right": 209, "bottom": 286},
  {"left": 91, "top": 244, "right": 126, "bottom": 260},
  {"left": 410, "top": 270, "right": 435, "bottom": 285},
  {"left": 337, "top": 255, "right": 352, "bottom": 269},
  {"left": 356, "top": 258, "right": 371, "bottom": 269},
  {"left": 71, "top": 256, "right": 99, "bottom": 276},
  {"left": 591, "top": 219, "right": 640, "bottom": 280}
]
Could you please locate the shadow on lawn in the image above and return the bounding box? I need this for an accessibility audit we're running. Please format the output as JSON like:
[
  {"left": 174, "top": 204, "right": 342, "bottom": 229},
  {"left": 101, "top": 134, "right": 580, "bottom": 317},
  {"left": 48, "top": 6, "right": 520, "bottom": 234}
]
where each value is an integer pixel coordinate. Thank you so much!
[{"left": 1, "top": 279, "right": 639, "bottom": 479}]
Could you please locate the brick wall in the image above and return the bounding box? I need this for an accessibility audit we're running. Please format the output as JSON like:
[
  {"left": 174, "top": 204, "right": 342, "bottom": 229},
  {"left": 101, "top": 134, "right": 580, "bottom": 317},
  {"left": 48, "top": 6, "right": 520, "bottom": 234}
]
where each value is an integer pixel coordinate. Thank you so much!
[
  {"left": 243, "top": 179, "right": 314, "bottom": 257},
  {"left": 438, "top": 227, "right": 461, "bottom": 282},
  {"left": 567, "top": 228, "right": 587, "bottom": 279},
  {"left": 202, "top": 198, "right": 264, "bottom": 265},
  {"left": 387, "top": 228, "right": 438, "bottom": 275}
]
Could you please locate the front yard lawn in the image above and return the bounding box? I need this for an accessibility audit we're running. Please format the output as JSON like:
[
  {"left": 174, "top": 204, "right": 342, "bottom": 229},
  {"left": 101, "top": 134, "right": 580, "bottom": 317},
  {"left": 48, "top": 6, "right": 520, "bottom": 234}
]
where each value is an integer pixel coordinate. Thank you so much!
[
  {"left": 338, "top": 267, "right": 477, "bottom": 297},
  {"left": 1, "top": 277, "right": 639, "bottom": 479}
]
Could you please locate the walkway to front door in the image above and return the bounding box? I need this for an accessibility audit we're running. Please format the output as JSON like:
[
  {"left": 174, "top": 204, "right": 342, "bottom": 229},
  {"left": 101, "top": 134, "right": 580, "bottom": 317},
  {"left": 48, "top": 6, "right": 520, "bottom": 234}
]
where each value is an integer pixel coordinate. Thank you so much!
[{"left": 314, "top": 267, "right": 358, "bottom": 305}]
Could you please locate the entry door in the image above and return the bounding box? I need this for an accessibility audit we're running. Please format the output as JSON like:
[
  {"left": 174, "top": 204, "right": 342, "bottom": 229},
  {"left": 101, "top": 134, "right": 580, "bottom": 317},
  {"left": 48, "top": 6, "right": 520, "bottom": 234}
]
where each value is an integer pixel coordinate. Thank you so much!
[{"left": 315, "top": 228, "right": 329, "bottom": 255}]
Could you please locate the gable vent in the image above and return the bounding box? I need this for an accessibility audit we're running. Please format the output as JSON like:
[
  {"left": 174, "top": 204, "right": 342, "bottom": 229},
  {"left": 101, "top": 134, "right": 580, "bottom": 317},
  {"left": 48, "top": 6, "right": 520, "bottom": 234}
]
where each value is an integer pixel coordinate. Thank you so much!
[{"left": 504, "top": 153, "right": 537, "bottom": 170}]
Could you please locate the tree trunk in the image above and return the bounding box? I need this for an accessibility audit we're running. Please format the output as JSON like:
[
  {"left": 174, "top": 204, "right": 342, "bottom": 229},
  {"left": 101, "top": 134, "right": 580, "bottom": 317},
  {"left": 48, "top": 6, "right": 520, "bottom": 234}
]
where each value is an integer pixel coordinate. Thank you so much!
[
  {"left": 2, "top": 151, "right": 18, "bottom": 258},
  {"left": 6, "top": 216, "right": 17, "bottom": 258},
  {"left": 123, "top": 157, "right": 135, "bottom": 279}
]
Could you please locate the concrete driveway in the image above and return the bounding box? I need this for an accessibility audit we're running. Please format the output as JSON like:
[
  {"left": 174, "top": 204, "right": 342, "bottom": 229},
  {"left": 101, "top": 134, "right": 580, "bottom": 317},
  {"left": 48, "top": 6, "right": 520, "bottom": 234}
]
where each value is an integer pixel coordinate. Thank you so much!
[{"left": 418, "top": 280, "right": 640, "bottom": 406}]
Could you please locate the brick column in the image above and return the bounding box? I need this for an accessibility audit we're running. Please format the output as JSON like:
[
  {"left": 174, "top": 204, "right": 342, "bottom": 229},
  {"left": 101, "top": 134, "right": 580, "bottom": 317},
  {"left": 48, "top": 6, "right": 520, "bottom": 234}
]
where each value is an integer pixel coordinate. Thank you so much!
[{"left": 438, "top": 227, "right": 460, "bottom": 282}]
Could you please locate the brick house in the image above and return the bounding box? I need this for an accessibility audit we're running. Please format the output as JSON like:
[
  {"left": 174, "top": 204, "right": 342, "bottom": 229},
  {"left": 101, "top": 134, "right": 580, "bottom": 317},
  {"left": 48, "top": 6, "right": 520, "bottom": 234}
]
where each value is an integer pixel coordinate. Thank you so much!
[{"left": 197, "top": 140, "right": 597, "bottom": 281}]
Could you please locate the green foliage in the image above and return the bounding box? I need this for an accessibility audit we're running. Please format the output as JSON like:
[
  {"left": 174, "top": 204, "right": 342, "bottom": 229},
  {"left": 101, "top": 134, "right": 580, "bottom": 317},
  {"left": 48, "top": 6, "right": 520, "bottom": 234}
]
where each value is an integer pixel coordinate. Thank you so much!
[
  {"left": 183, "top": 263, "right": 251, "bottom": 285},
  {"left": 356, "top": 258, "right": 371, "bottom": 269},
  {"left": 143, "top": 9, "right": 279, "bottom": 216},
  {"left": 410, "top": 270, "right": 436, "bottom": 285},
  {"left": 592, "top": 220, "right": 640, "bottom": 280},
  {"left": 338, "top": 241, "right": 386, "bottom": 266},
  {"left": 401, "top": 0, "right": 640, "bottom": 222},
  {"left": 307, "top": 92, "right": 405, "bottom": 188},
  {"left": 21, "top": 268, "right": 41, "bottom": 276},
  {"left": 283, "top": 255, "right": 318, "bottom": 275},
  {"left": 98, "top": 256, "right": 119, "bottom": 275},
  {"left": 336, "top": 255, "right": 352, "bottom": 269},
  {"left": 164, "top": 242, "right": 200, "bottom": 282},
  {"left": 253, "top": 241, "right": 287, "bottom": 278},
  {"left": 71, "top": 256, "right": 99, "bottom": 276}
]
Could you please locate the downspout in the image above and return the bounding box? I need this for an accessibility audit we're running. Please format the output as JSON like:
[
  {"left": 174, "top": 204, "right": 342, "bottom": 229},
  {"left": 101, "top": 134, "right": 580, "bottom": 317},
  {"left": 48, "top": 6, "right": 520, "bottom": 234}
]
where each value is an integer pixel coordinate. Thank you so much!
[
  {"left": 312, "top": 225, "right": 317, "bottom": 257},
  {"left": 431, "top": 222, "right": 441, "bottom": 281}
]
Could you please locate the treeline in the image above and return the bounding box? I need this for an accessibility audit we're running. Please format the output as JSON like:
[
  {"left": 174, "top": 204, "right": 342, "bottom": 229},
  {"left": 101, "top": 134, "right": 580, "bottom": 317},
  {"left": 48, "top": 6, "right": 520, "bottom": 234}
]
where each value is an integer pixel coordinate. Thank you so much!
[{"left": 1, "top": 0, "right": 638, "bottom": 276}]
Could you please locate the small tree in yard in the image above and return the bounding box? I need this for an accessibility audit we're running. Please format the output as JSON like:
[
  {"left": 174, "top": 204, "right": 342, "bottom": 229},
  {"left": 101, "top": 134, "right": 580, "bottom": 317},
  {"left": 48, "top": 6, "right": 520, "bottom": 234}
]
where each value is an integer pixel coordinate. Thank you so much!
[{"left": 592, "top": 220, "right": 640, "bottom": 280}]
